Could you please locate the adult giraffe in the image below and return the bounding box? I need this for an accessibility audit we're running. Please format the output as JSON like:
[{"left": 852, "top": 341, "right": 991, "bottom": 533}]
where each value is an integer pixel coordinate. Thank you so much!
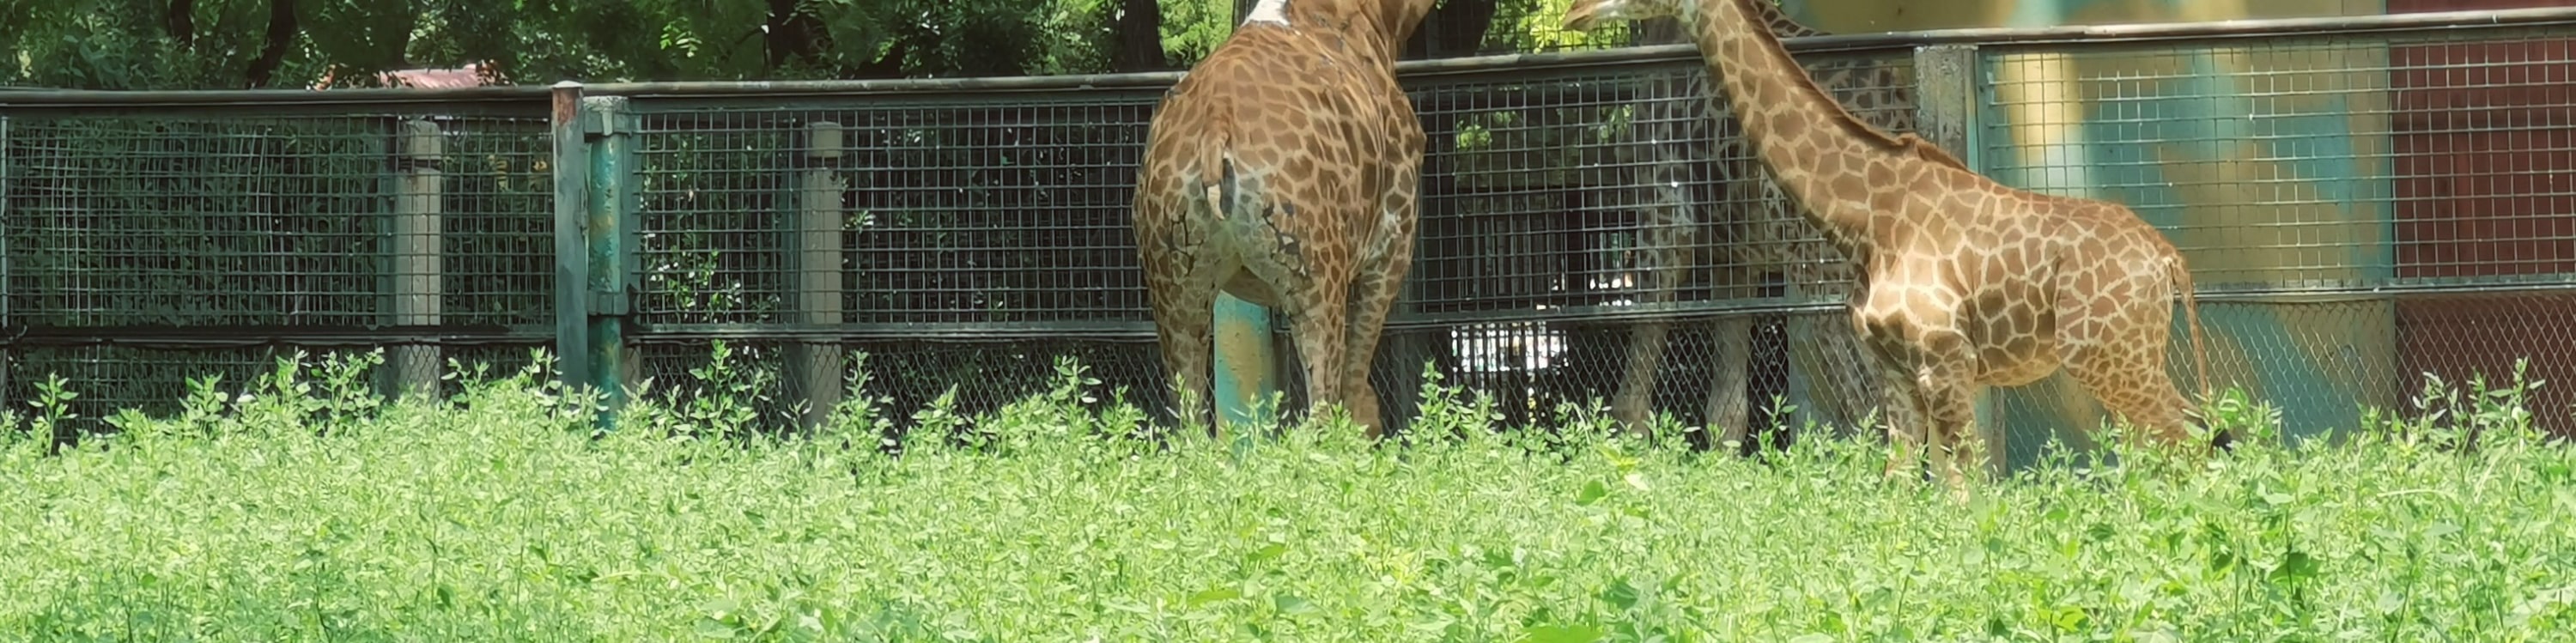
[
  {"left": 1565, "top": 0, "right": 2227, "bottom": 497},
  {"left": 1133, "top": 0, "right": 1438, "bottom": 438}
]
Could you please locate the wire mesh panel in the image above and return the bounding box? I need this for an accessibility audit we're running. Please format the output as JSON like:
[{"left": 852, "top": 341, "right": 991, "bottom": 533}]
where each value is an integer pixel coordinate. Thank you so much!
[
  {"left": 9, "top": 116, "right": 398, "bottom": 328},
  {"left": 1975, "top": 22, "right": 2576, "bottom": 448},
  {"left": 1388, "top": 43, "right": 1920, "bottom": 436},
  {"left": 0, "top": 108, "right": 555, "bottom": 421},
  {"left": 623, "top": 93, "right": 1170, "bottom": 434},
  {"left": 629, "top": 98, "right": 1161, "bottom": 331}
]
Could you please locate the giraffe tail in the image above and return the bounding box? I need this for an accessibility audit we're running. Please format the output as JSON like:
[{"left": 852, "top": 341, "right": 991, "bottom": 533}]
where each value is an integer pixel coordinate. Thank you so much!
[{"left": 2169, "top": 253, "right": 2224, "bottom": 450}]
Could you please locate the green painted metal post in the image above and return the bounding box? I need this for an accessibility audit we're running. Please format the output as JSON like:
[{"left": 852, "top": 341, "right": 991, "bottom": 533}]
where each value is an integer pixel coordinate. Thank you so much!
[
  {"left": 1212, "top": 294, "right": 1279, "bottom": 433},
  {"left": 550, "top": 82, "right": 595, "bottom": 398},
  {"left": 582, "top": 95, "right": 636, "bottom": 430}
]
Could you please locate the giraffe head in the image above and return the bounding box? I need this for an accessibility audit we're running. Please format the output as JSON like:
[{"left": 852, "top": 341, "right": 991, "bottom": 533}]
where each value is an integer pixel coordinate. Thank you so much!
[{"left": 1562, "top": 0, "right": 1692, "bottom": 31}]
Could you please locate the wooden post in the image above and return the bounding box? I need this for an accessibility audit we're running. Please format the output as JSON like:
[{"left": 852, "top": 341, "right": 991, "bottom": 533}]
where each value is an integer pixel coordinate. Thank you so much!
[
  {"left": 787, "top": 122, "right": 848, "bottom": 432},
  {"left": 1911, "top": 42, "right": 2004, "bottom": 476},
  {"left": 390, "top": 118, "right": 445, "bottom": 399}
]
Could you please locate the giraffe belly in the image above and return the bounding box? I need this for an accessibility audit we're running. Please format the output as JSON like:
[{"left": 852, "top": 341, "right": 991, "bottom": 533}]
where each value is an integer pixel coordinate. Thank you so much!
[{"left": 1966, "top": 316, "right": 2059, "bottom": 386}]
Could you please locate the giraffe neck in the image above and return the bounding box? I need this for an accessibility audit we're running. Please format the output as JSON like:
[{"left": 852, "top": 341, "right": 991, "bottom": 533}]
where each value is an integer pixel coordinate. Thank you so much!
[
  {"left": 1751, "top": 0, "right": 1827, "bottom": 39},
  {"left": 1684, "top": 0, "right": 1917, "bottom": 252}
]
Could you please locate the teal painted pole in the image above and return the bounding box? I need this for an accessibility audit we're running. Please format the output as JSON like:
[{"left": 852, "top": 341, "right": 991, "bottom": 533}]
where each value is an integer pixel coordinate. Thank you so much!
[
  {"left": 549, "top": 82, "right": 594, "bottom": 397},
  {"left": 1211, "top": 293, "right": 1279, "bottom": 433},
  {"left": 1212, "top": 0, "right": 1280, "bottom": 434},
  {"left": 583, "top": 95, "right": 634, "bottom": 431}
]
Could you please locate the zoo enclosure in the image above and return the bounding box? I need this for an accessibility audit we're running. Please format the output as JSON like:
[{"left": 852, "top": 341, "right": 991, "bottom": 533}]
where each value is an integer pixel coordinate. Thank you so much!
[{"left": 3, "top": 7, "right": 2574, "bottom": 464}]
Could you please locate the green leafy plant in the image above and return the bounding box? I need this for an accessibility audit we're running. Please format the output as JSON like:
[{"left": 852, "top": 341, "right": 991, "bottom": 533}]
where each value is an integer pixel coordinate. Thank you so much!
[{"left": 2, "top": 349, "right": 2571, "bottom": 641}]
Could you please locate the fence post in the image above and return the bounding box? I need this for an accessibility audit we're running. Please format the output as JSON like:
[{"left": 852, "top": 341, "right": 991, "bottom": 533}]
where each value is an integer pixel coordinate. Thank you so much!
[
  {"left": 787, "top": 122, "right": 847, "bottom": 432},
  {"left": 390, "top": 118, "right": 445, "bottom": 399},
  {"left": 0, "top": 114, "right": 10, "bottom": 403},
  {"left": 1213, "top": 294, "right": 1280, "bottom": 433},
  {"left": 582, "top": 94, "right": 637, "bottom": 430},
  {"left": 1911, "top": 43, "right": 2003, "bottom": 476},
  {"left": 550, "top": 82, "right": 594, "bottom": 400}
]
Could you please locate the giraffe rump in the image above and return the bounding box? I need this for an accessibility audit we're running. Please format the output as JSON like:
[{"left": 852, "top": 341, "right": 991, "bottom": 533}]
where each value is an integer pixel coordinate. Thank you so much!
[{"left": 1132, "top": 0, "right": 1437, "bottom": 439}]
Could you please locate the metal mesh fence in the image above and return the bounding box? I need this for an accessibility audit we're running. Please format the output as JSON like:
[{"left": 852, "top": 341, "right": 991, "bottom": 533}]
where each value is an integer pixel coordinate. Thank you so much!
[
  {"left": 1, "top": 107, "right": 556, "bottom": 423},
  {"left": 1974, "top": 22, "right": 2576, "bottom": 449},
  {"left": 1384, "top": 45, "right": 1920, "bottom": 438},
  {"left": 629, "top": 98, "right": 1159, "bottom": 330},
  {"left": 6, "top": 9, "right": 2575, "bottom": 450}
]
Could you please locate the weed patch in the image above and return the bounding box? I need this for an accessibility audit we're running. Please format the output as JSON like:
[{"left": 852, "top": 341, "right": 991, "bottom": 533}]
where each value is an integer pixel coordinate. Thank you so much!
[{"left": 2, "top": 349, "right": 2572, "bottom": 640}]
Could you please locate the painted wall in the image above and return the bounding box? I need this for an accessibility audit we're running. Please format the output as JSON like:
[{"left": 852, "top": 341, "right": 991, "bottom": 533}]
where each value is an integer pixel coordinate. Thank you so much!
[
  {"left": 1781, "top": 0, "right": 2387, "bottom": 32},
  {"left": 1776, "top": 0, "right": 2404, "bottom": 470}
]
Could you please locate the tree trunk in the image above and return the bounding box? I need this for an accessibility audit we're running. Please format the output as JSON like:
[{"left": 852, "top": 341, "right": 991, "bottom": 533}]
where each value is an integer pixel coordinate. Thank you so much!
[
  {"left": 764, "top": 0, "right": 829, "bottom": 71},
  {"left": 1111, "top": 0, "right": 1167, "bottom": 72},
  {"left": 245, "top": 0, "right": 295, "bottom": 88},
  {"left": 165, "top": 0, "right": 195, "bottom": 49}
]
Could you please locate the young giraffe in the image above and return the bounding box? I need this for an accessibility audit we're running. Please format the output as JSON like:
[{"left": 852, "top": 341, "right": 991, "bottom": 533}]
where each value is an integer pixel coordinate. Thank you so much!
[
  {"left": 1133, "top": 0, "right": 1438, "bottom": 439},
  {"left": 1609, "top": 9, "right": 1912, "bottom": 450},
  {"left": 1567, "top": 0, "right": 2225, "bottom": 497}
]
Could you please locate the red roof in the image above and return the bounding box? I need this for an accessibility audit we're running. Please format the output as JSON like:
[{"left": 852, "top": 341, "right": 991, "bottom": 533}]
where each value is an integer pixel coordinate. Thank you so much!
[{"left": 311, "top": 63, "right": 505, "bottom": 89}]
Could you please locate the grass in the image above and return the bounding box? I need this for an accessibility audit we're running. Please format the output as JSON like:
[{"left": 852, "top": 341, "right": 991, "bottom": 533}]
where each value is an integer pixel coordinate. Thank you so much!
[{"left": 2, "top": 345, "right": 2573, "bottom": 641}]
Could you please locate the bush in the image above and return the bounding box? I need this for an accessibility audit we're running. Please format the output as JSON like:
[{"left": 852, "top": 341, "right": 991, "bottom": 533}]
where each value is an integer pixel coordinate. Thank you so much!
[{"left": 1, "top": 349, "right": 2571, "bottom": 640}]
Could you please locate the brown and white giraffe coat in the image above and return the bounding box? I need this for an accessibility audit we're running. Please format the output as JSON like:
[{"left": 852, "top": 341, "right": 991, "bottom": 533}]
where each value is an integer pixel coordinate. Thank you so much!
[
  {"left": 1567, "top": 0, "right": 2224, "bottom": 497},
  {"left": 1133, "top": 0, "right": 1437, "bottom": 438}
]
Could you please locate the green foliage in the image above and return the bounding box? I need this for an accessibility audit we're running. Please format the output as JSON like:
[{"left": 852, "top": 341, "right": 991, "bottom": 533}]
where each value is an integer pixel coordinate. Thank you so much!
[
  {"left": 3, "top": 0, "right": 1606, "bottom": 89},
  {"left": 3, "top": 349, "right": 2573, "bottom": 640},
  {"left": 0, "top": 0, "right": 1257, "bottom": 89}
]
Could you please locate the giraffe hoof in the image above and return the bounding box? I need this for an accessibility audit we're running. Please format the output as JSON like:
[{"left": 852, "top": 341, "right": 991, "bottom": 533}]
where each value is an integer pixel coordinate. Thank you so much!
[{"left": 2208, "top": 428, "right": 2238, "bottom": 454}]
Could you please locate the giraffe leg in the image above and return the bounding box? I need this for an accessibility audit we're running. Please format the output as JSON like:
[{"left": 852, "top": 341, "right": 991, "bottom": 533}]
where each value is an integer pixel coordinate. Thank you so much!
[
  {"left": 1911, "top": 332, "right": 1984, "bottom": 502},
  {"left": 1860, "top": 331, "right": 1929, "bottom": 483},
  {"left": 2060, "top": 320, "right": 2200, "bottom": 451},
  {"left": 1340, "top": 242, "right": 1413, "bottom": 440},
  {"left": 1615, "top": 320, "right": 1673, "bottom": 439},
  {"left": 1146, "top": 279, "right": 1220, "bottom": 439},
  {"left": 1704, "top": 316, "right": 1753, "bottom": 452},
  {"left": 1284, "top": 294, "right": 1354, "bottom": 434},
  {"left": 2057, "top": 270, "right": 2203, "bottom": 451},
  {"left": 1607, "top": 234, "right": 1690, "bottom": 440}
]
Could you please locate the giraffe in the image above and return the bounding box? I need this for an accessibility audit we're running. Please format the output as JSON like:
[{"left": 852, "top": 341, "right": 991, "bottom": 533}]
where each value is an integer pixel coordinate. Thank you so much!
[
  {"left": 1607, "top": 7, "right": 1913, "bottom": 452},
  {"left": 1566, "top": 0, "right": 2226, "bottom": 497},
  {"left": 1133, "top": 0, "right": 1438, "bottom": 439}
]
